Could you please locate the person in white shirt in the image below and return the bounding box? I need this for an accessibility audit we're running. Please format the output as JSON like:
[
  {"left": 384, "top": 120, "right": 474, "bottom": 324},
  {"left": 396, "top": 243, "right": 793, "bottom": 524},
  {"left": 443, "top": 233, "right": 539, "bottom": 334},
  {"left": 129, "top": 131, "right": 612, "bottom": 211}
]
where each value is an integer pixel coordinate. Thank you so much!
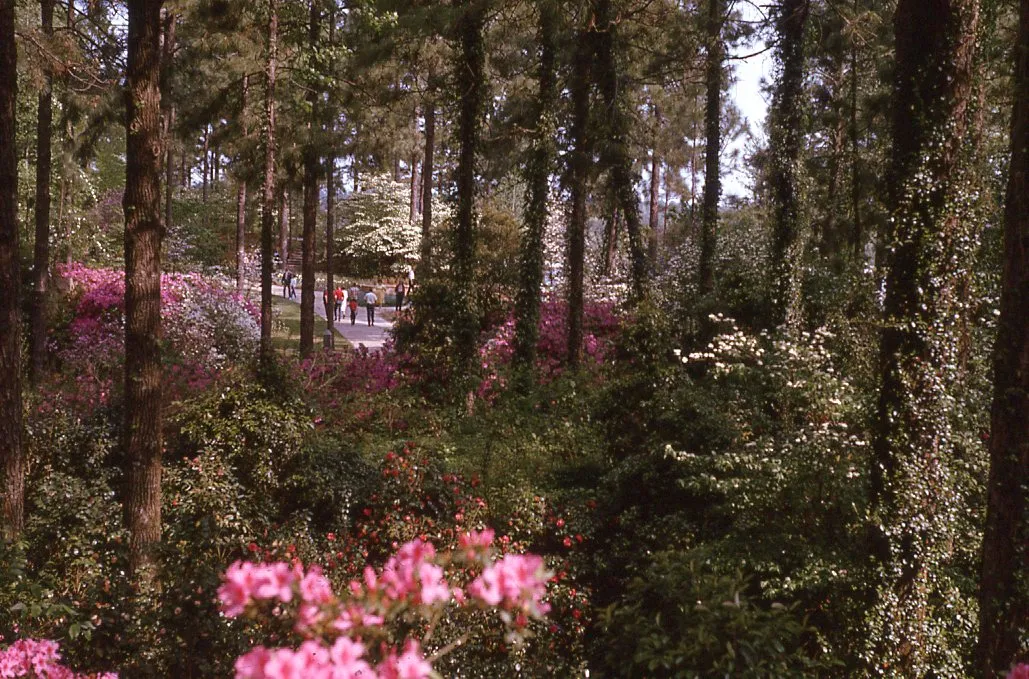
[{"left": 364, "top": 289, "right": 378, "bottom": 326}]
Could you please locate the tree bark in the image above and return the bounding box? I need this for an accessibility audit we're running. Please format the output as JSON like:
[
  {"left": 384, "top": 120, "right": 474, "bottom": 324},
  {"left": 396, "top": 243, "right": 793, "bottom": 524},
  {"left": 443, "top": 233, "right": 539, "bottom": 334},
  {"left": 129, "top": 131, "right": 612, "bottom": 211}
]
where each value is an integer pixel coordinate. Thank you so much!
[
  {"left": 326, "top": 154, "right": 335, "bottom": 336},
  {"left": 409, "top": 155, "right": 418, "bottom": 225},
  {"left": 161, "top": 9, "right": 175, "bottom": 241},
  {"left": 30, "top": 0, "right": 56, "bottom": 384},
  {"left": 698, "top": 0, "right": 722, "bottom": 300},
  {"left": 236, "top": 75, "right": 249, "bottom": 294},
  {"left": 849, "top": 21, "right": 863, "bottom": 260},
  {"left": 648, "top": 142, "right": 660, "bottom": 268},
  {"left": 123, "top": 0, "right": 165, "bottom": 577},
  {"left": 201, "top": 125, "right": 210, "bottom": 206},
  {"left": 767, "top": 0, "right": 810, "bottom": 329},
  {"left": 260, "top": 0, "right": 278, "bottom": 369},
  {"left": 976, "top": 0, "right": 1029, "bottom": 671},
  {"left": 0, "top": 0, "right": 24, "bottom": 540},
  {"left": 453, "top": 2, "right": 486, "bottom": 367},
  {"left": 278, "top": 187, "right": 289, "bottom": 265},
  {"left": 299, "top": 0, "right": 320, "bottom": 358},
  {"left": 869, "top": 0, "right": 980, "bottom": 670},
  {"left": 513, "top": 0, "right": 557, "bottom": 371}
]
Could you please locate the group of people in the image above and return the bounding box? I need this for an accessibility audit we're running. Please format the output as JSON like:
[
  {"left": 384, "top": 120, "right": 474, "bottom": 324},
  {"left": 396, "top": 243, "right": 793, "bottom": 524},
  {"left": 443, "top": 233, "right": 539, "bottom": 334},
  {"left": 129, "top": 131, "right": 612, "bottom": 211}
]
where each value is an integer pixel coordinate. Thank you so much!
[
  {"left": 281, "top": 270, "right": 297, "bottom": 300},
  {"left": 322, "top": 283, "right": 383, "bottom": 327}
]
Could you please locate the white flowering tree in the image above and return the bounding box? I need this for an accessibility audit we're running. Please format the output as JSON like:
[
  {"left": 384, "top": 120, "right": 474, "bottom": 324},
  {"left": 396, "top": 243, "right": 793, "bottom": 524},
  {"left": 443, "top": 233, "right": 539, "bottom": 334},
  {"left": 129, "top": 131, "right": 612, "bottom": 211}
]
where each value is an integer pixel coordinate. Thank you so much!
[{"left": 336, "top": 173, "right": 449, "bottom": 277}]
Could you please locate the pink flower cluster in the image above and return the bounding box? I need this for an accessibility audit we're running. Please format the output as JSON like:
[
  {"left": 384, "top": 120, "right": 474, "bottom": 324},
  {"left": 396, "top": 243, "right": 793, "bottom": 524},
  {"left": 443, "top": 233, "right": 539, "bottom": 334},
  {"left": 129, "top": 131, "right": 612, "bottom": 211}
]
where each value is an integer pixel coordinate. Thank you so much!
[
  {"left": 1009, "top": 664, "right": 1029, "bottom": 679},
  {"left": 235, "top": 638, "right": 431, "bottom": 679},
  {"left": 0, "top": 639, "right": 116, "bottom": 679},
  {"left": 219, "top": 534, "right": 551, "bottom": 679}
]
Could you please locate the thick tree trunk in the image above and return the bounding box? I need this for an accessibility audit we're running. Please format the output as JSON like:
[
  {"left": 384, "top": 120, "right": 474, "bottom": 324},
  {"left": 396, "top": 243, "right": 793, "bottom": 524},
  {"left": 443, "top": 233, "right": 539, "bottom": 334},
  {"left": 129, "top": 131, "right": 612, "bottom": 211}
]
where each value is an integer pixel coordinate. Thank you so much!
[
  {"left": 767, "top": 0, "right": 810, "bottom": 329},
  {"left": 850, "top": 27, "right": 863, "bottom": 260},
  {"left": 299, "top": 0, "right": 320, "bottom": 358},
  {"left": 260, "top": 0, "right": 278, "bottom": 368},
  {"left": 453, "top": 3, "right": 486, "bottom": 367},
  {"left": 595, "top": 0, "right": 647, "bottom": 301},
  {"left": 420, "top": 92, "right": 435, "bottom": 276},
  {"left": 976, "top": 0, "right": 1029, "bottom": 671},
  {"left": 123, "top": 0, "right": 165, "bottom": 577},
  {"left": 698, "top": 0, "right": 722, "bottom": 299},
  {"left": 30, "top": 0, "right": 56, "bottom": 384},
  {"left": 0, "top": 0, "right": 24, "bottom": 540},
  {"left": 566, "top": 22, "right": 592, "bottom": 368},
  {"left": 513, "top": 0, "right": 557, "bottom": 371},
  {"left": 868, "top": 0, "right": 980, "bottom": 671}
]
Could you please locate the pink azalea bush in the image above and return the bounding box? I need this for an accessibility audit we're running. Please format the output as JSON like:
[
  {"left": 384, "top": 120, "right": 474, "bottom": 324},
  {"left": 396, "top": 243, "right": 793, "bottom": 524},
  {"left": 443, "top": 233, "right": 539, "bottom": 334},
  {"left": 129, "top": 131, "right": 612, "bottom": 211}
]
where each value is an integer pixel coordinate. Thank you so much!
[
  {"left": 219, "top": 532, "right": 550, "bottom": 679},
  {"left": 0, "top": 638, "right": 116, "bottom": 678},
  {"left": 1009, "top": 663, "right": 1029, "bottom": 679}
]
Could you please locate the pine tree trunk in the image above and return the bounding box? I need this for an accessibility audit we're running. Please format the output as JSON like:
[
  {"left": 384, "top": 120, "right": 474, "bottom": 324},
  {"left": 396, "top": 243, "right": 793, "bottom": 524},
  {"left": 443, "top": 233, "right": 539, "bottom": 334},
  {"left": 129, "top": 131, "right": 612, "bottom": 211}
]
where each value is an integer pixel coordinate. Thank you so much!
[
  {"left": 409, "top": 154, "right": 418, "bottom": 225},
  {"left": 30, "top": 0, "right": 56, "bottom": 384},
  {"left": 278, "top": 188, "right": 289, "bottom": 265},
  {"left": 0, "top": 0, "right": 24, "bottom": 540},
  {"left": 453, "top": 3, "right": 486, "bottom": 367},
  {"left": 767, "top": 0, "right": 810, "bottom": 329},
  {"left": 260, "top": 0, "right": 278, "bottom": 369},
  {"left": 566, "top": 21, "right": 592, "bottom": 368},
  {"left": 698, "top": 0, "right": 722, "bottom": 299},
  {"left": 420, "top": 91, "right": 435, "bottom": 276},
  {"left": 123, "top": 0, "right": 165, "bottom": 577},
  {"left": 161, "top": 9, "right": 175, "bottom": 243},
  {"left": 325, "top": 154, "right": 335, "bottom": 335},
  {"left": 869, "top": 0, "right": 980, "bottom": 670},
  {"left": 299, "top": 0, "right": 320, "bottom": 358},
  {"left": 976, "top": 0, "right": 1029, "bottom": 670},
  {"left": 648, "top": 144, "right": 660, "bottom": 268},
  {"left": 850, "top": 25, "right": 863, "bottom": 260},
  {"left": 513, "top": 0, "right": 557, "bottom": 371},
  {"left": 235, "top": 76, "right": 249, "bottom": 294}
]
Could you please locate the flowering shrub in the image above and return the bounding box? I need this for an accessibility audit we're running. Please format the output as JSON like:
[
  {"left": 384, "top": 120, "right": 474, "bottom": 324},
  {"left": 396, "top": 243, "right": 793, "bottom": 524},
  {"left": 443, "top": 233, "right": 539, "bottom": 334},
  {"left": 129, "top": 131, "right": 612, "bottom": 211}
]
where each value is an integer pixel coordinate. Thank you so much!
[
  {"left": 44, "top": 264, "right": 259, "bottom": 414},
  {"left": 1009, "top": 663, "right": 1029, "bottom": 679},
  {"left": 0, "top": 639, "right": 115, "bottom": 678},
  {"left": 218, "top": 533, "right": 549, "bottom": 679}
]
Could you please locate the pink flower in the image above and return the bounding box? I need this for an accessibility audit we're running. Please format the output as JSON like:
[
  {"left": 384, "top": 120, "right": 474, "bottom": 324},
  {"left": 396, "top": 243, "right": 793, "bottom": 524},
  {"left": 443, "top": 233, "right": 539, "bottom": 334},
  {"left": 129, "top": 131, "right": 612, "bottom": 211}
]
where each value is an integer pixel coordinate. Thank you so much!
[
  {"left": 1008, "top": 664, "right": 1029, "bottom": 679},
  {"left": 468, "top": 554, "right": 550, "bottom": 618},
  {"left": 219, "top": 562, "right": 300, "bottom": 617},
  {"left": 329, "top": 638, "right": 374, "bottom": 678},
  {"left": 378, "top": 642, "right": 432, "bottom": 679}
]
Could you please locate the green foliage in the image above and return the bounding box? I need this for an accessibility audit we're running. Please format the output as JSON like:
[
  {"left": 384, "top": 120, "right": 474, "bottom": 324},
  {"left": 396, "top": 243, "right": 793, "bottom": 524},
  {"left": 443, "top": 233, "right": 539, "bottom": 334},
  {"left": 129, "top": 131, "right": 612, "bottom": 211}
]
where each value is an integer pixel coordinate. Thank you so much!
[{"left": 596, "top": 551, "right": 840, "bottom": 678}]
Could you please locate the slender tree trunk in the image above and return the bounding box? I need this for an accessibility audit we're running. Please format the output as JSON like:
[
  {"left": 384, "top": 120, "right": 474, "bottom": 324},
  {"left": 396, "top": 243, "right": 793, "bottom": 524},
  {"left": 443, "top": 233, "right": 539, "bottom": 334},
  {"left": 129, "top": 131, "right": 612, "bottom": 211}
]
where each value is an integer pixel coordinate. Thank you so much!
[
  {"left": 278, "top": 187, "right": 289, "bottom": 264},
  {"left": 0, "top": 0, "right": 24, "bottom": 540},
  {"left": 299, "top": 0, "right": 320, "bottom": 358},
  {"left": 30, "top": 0, "right": 56, "bottom": 384},
  {"left": 868, "top": 0, "right": 980, "bottom": 670},
  {"left": 409, "top": 155, "right": 418, "bottom": 225},
  {"left": 201, "top": 125, "right": 209, "bottom": 205},
  {"left": 326, "top": 154, "right": 335, "bottom": 336},
  {"left": 236, "top": 76, "right": 249, "bottom": 294},
  {"left": 123, "top": 0, "right": 165, "bottom": 577},
  {"left": 161, "top": 9, "right": 175, "bottom": 245},
  {"left": 566, "top": 21, "right": 592, "bottom": 368},
  {"left": 420, "top": 91, "right": 435, "bottom": 277},
  {"left": 767, "top": 0, "right": 810, "bottom": 329},
  {"left": 850, "top": 21, "right": 863, "bottom": 260},
  {"left": 976, "top": 0, "right": 1029, "bottom": 670},
  {"left": 513, "top": 0, "right": 557, "bottom": 371},
  {"left": 260, "top": 0, "right": 278, "bottom": 368},
  {"left": 648, "top": 142, "right": 660, "bottom": 268},
  {"left": 595, "top": 0, "right": 646, "bottom": 301},
  {"left": 698, "top": 0, "right": 722, "bottom": 299},
  {"left": 453, "top": 2, "right": 486, "bottom": 367}
]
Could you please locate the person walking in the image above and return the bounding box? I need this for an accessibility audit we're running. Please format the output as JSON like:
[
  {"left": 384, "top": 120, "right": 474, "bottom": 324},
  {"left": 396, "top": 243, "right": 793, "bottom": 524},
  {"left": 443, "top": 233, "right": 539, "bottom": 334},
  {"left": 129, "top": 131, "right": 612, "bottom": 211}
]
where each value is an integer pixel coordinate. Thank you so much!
[
  {"left": 323, "top": 288, "right": 332, "bottom": 318},
  {"left": 334, "top": 285, "right": 344, "bottom": 322},
  {"left": 364, "top": 288, "right": 378, "bottom": 326},
  {"left": 289, "top": 274, "right": 297, "bottom": 300},
  {"left": 282, "top": 270, "right": 291, "bottom": 298},
  {"left": 348, "top": 295, "right": 358, "bottom": 326},
  {"left": 394, "top": 280, "right": 406, "bottom": 312}
]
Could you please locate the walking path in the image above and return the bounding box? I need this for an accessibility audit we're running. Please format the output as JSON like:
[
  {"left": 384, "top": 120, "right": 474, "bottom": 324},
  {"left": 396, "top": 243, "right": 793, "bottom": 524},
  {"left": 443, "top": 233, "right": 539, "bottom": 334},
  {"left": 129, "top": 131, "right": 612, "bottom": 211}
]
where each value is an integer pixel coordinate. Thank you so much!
[{"left": 313, "top": 291, "right": 395, "bottom": 352}]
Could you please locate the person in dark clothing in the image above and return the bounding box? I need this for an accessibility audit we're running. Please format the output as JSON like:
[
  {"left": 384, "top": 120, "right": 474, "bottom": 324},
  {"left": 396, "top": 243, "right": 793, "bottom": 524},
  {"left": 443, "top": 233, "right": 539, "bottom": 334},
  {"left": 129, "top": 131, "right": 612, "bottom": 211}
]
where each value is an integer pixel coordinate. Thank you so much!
[{"left": 395, "top": 280, "right": 406, "bottom": 311}]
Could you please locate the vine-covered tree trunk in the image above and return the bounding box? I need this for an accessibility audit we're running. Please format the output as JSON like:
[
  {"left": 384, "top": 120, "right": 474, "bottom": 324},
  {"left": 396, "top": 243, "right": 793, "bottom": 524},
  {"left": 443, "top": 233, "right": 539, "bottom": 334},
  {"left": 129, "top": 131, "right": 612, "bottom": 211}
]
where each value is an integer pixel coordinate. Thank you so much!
[
  {"left": 0, "top": 0, "right": 24, "bottom": 540},
  {"left": 299, "top": 0, "right": 320, "bottom": 358},
  {"left": 236, "top": 75, "right": 249, "bottom": 295},
  {"left": 123, "top": 0, "right": 165, "bottom": 576},
  {"left": 698, "top": 0, "right": 722, "bottom": 299},
  {"left": 30, "top": 0, "right": 56, "bottom": 384},
  {"left": 513, "top": 0, "right": 557, "bottom": 370},
  {"left": 595, "top": 0, "right": 646, "bottom": 302},
  {"left": 453, "top": 2, "right": 486, "bottom": 367},
  {"left": 976, "top": 0, "right": 1029, "bottom": 670},
  {"left": 868, "top": 0, "right": 980, "bottom": 670},
  {"left": 260, "top": 0, "right": 279, "bottom": 369},
  {"left": 767, "top": 0, "right": 810, "bottom": 329},
  {"left": 566, "top": 15, "right": 592, "bottom": 369}
]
